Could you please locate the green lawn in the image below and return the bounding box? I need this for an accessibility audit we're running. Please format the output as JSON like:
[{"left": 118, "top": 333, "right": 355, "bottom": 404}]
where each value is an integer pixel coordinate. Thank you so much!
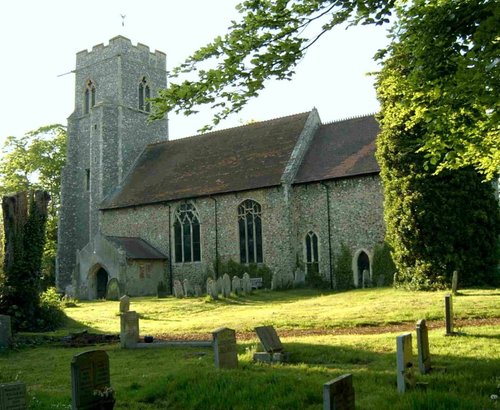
[{"left": 1, "top": 288, "right": 499, "bottom": 409}]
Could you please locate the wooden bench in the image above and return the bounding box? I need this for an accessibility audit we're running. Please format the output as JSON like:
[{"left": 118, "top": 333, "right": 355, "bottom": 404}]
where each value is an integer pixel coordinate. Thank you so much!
[{"left": 249, "top": 277, "right": 263, "bottom": 289}]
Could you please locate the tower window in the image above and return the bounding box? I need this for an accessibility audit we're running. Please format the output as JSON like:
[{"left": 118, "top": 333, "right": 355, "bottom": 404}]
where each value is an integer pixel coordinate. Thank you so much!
[
  {"left": 238, "top": 199, "right": 263, "bottom": 264},
  {"left": 138, "top": 77, "right": 151, "bottom": 112},
  {"left": 84, "top": 80, "right": 96, "bottom": 114},
  {"left": 174, "top": 203, "right": 201, "bottom": 263},
  {"left": 85, "top": 169, "right": 90, "bottom": 191}
]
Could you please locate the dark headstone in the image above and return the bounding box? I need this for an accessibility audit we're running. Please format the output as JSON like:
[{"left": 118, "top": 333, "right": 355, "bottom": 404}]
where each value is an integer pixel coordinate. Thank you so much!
[
  {"left": 445, "top": 294, "right": 454, "bottom": 335},
  {"left": 396, "top": 333, "right": 414, "bottom": 393},
  {"left": 120, "top": 311, "right": 139, "bottom": 349},
  {"left": 212, "top": 327, "right": 238, "bottom": 369},
  {"left": 0, "top": 382, "right": 27, "bottom": 409},
  {"left": 451, "top": 271, "right": 458, "bottom": 295},
  {"left": 0, "top": 315, "right": 12, "bottom": 349},
  {"left": 323, "top": 374, "right": 355, "bottom": 410},
  {"left": 71, "top": 350, "right": 114, "bottom": 410},
  {"left": 416, "top": 319, "right": 431, "bottom": 374},
  {"left": 255, "top": 326, "right": 284, "bottom": 353}
]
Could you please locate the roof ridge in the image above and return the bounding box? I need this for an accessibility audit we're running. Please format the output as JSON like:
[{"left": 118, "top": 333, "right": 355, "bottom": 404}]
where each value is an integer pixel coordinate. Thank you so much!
[
  {"left": 323, "top": 112, "right": 377, "bottom": 125},
  {"left": 147, "top": 110, "right": 312, "bottom": 147}
]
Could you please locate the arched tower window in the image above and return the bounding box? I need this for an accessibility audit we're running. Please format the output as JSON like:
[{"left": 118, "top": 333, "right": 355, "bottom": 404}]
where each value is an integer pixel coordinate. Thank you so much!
[
  {"left": 174, "top": 203, "right": 201, "bottom": 263},
  {"left": 238, "top": 199, "right": 263, "bottom": 264},
  {"left": 305, "top": 231, "right": 319, "bottom": 275},
  {"left": 84, "top": 80, "right": 96, "bottom": 114},
  {"left": 138, "top": 77, "right": 151, "bottom": 112}
]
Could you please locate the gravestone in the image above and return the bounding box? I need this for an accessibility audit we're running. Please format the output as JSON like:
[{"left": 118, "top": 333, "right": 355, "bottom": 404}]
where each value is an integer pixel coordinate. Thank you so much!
[
  {"left": 216, "top": 277, "right": 223, "bottom": 295},
  {"left": 173, "top": 280, "right": 184, "bottom": 298},
  {"left": 120, "top": 311, "right": 139, "bottom": 349},
  {"left": 222, "top": 274, "right": 231, "bottom": 297},
  {"left": 444, "top": 294, "right": 454, "bottom": 335},
  {"left": 396, "top": 333, "right": 415, "bottom": 393},
  {"left": 0, "top": 382, "right": 27, "bottom": 409},
  {"left": 293, "top": 268, "right": 305, "bottom": 287},
  {"left": 231, "top": 276, "right": 242, "bottom": 294},
  {"left": 194, "top": 284, "right": 203, "bottom": 297},
  {"left": 71, "top": 350, "right": 114, "bottom": 410},
  {"left": 451, "top": 271, "right": 458, "bottom": 295},
  {"left": 183, "top": 279, "right": 194, "bottom": 297},
  {"left": 207, "top": 278, "right": 218, "bottom": 300},
  {"left": 212, "top": 327, "right": 238, "bottom": 369},
  {"left": 323, "top": 374, "right": 355, "bottom": 410},
  {"left": 119, "top": 295, "right": 130, "bottom": 313},
  {"left": 242, "top": 273, "right": 252, "bottom": 294},
  {"left": 0, "top": 315, "right": 12, "bottom": 349},
  {"left": 105, "top": 278, "right": 121, "bottom": 301},
  {"left": 416, "top": 319, "right": 431, "bottom": 374},
  {"left": 254, "top": 325, "right": 290, "bottom": 363}
]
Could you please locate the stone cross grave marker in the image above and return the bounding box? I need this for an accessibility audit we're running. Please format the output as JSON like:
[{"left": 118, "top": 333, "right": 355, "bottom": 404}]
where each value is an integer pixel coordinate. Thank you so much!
[
  {"left": 212, "top": 327, "right": 238, "bottom": 369},
  {"left": 71, "top": 350, "right": 113, "bottom": 410},
  {"left": 222, "top": 274, "right": 231, "bottom": 297},
  {"left": 444, "top": 294, "right": 454, "bottom": 335},
  {"left": 416, "top": 319, "right": 431, "bottom": 374},
  {"left": 119, "top": 295, "right": 130, "bottom": 313},
  {"left": 0, "top": 315, "right": 12, "bottom": 349},
  {"left": 120, "top": 311, "right": 139, "bottom": 348},
  {"left": 0, "top": 382, "right": 27, "bottom": 410},
  {"left": 396, "top": 333, "right": 415, "bottom": 393},
  {"left": 323, "top": 374, "right": 355, "bottom": 410},
  {"left": 173, "top": 280, "right": 184, "bottom": 298},
  {"left": 451, "top": 271, "right": 458, "bottom": 295}
]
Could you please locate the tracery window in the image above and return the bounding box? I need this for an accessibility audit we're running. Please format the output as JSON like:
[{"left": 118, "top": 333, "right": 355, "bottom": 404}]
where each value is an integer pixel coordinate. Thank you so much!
[
  {"left": 238, "top": 199, "right": 263, "bottom": 264},
  {"left": 174, "top": 203, "right": 201, "bottom": 263},
  {"left": 305, "top": 231, "right": 319, "bottom": 275},
  {"left": 84, "top": 80, "right": 96, "bottom": 114},
  {"left": 138, "top": 77, "right": 151, "bottom": 112}
]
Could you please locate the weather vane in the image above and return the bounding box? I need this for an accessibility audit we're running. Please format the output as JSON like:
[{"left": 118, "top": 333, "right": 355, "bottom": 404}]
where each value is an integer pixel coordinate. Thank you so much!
[{"left": 120, "top": 14, "right": 126, "bottom": 28}]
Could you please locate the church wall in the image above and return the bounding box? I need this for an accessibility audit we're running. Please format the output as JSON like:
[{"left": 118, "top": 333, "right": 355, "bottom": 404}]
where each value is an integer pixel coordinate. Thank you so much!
[{"left": 292, "top": 175, "right": 385, "bottom": 286}]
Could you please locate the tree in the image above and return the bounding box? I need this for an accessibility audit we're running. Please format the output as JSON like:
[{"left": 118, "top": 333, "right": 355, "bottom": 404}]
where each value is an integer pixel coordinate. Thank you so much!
[
  {"left": 375, "top": 0, "right": 499, "bottom": 288},
  {"left": 0, "top": 124, "right": 66, "bottom": 288},
  {"left": 149, "top": 0, "right": 498, "bottom": 179}
]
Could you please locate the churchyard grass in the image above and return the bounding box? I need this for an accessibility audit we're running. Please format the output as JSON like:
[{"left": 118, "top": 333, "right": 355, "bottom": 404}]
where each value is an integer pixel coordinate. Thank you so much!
[{"left": 0, "top": 288, "right": 498, "bottom": 409}]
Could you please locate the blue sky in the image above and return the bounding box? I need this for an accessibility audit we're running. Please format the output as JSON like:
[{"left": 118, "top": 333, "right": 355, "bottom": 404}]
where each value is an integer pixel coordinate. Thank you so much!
[{"left": 0, "top": 0, "right": 390, "bottom": 145}]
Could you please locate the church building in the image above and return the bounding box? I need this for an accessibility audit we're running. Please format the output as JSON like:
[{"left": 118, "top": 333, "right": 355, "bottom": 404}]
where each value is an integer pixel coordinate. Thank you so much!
[{"left": 56, "top": 36, "right": 385, "bottom": 299}]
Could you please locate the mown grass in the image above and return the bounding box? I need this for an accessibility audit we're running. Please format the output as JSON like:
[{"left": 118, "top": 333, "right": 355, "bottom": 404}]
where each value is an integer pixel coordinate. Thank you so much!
[{"left": 1, "top": 288, "right": 499, "bottom": 409}]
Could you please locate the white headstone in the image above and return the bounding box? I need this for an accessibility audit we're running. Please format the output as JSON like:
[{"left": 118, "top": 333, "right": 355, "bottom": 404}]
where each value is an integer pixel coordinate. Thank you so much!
[
  {"left": 231, "top": 276, "right": 242, "bottom": 294},
  {"left": 120, "top": 311, "right": 139, "bottom": 349},
  {"left": 173, "top": 280, "right": 184, "bottom": 298},
  {"left": 242, "top": 273, "right": 252, "bottom": 294},
  {"left": 207, "top": 278, "right": 218, "bottom": 300},
  {"left": 396, "top": 333, "right": 414, "bottom": 393},
  {"left": 183, "top": 279, "right": 193, "bottom": 297},
  {"left": 119, "top": 295, "right": 130, "bottom": 313},
  {"left": 222, "top": 274, "right": 231, "bottom": 297}
]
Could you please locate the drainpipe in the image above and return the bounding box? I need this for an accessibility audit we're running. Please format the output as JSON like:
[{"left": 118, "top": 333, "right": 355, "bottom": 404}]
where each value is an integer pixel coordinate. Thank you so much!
[
  {"left": 320, "top": 182, "right": 334, "bottom": 290},
  {"left": 167, "top": 203, "right": 173, "bottom": 294},
  {"left": 209, "top": 196, "right": 219, "bottom": 278}
]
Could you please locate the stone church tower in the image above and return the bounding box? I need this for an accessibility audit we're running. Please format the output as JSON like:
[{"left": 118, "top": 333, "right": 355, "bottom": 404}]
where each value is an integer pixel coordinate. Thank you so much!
[{"left": 56, "top": 36, "right": 169, "bottom": 292}]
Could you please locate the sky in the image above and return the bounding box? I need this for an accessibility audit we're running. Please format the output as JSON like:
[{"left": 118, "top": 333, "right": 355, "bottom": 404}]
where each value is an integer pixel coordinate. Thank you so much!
[{"left": 0, "top": 1, "right": 390, "bottom": 146}]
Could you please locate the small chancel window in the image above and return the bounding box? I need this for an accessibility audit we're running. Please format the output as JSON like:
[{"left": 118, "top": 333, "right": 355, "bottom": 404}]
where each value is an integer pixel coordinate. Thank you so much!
[
  {"left": 138, "top": 77, "right": 151, "bottom": 112},
  {"left": 305, "top": 231, "right": 319, "bottom": 275},
  {"left": 84, "top": 80, "right": 96, "bottom": 114},
  {"left": 238, "top": 199, "right": 263, "bottom": 264}
]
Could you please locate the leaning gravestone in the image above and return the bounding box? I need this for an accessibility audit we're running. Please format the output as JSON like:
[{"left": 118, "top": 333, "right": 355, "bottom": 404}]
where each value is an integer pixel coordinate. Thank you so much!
[
  {"left": 231, "top": 276, "right": 242, "bottom": 294},
  {"left": 0, "top": 315, "right": 12, "bottom": 349},
  {"left": 254, "top": 325, "right": 289, "bottom": 363},
  {"left": 242, "top": 273, "right": 252, "bottom": 294},
  {"left": 0, "top": 381, "right": 27, "bottom": 409},
  {"left": 71, "top": 350, "right": 114, "bottom": 410},
  {"left": 222, "top": 274, "right": 231, "bottom": 298},
  {"left": 106, "top": 278, "right": 121, "bottom": 301},
  {"left": 416, "top": 319, "right": 431, "bottom": 374},
  {"left": 444, "top": 294, "right": 455, "bottom": 336},
  {"left": 173, "top": 280, "right": 184, "bottom": 298},
  {"left": 119, "top": 295, "right": 130, "bottom": 314},
  {"left": 396, "top": 333, "right": 415, "bottom": 393},
  {"left": 323, "top": 374, "right": 355, "bottom": 410},
  {"left": 183, "top": 279, "right": 194, "bottom": 297},
  {"left": 120, "top": 311, "right": 139, "bottom": 349},
  {"left": 212, "top": 327, "right": 238, "bottom": 369}
]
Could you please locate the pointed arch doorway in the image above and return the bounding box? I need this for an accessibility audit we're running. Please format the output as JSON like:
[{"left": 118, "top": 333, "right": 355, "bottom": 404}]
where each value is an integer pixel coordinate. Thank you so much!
[
  {"left": 96, "top": 267, "right": 108, "bottom": 299},
  {"left": 357, "top": 251, "right": 370, "bottom": 288}
]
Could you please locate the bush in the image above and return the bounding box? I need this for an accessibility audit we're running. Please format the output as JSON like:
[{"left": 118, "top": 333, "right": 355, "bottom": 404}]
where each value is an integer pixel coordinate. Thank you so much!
[
  {"left": 335, "top": 244, "right": 354, "bottom": 291},
  {"left": 304, "top": 264, "right": 329, "bottom": 289},
  {"left": 372, "top": 241, "right": 396, "bottom": 287},
  {"left": 37, "top": 287, "right": 66, "bottom": 331}
]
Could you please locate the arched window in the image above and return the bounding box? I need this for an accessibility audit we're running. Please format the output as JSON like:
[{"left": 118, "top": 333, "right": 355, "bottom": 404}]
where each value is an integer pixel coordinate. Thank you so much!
[
  {"left": 138, "top": 77, "right": 151, "bottom": 112},
  {"left": 238, "top": 199, "right": 263, "bottom": 264},
  {"left": 84, "top": 80, "right": 96, "bottom": 114},
  {"left": 305, "top": 231, "right": 319, "bottom": 275},
  {"left": 174, "top": 203, "right": 201, "bottom": 263}
]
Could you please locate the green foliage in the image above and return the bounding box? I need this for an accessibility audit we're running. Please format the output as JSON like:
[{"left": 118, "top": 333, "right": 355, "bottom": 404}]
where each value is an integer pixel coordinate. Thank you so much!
[
  {"left": 334, "top": 243, "right": 354, "bottom": 291},
  {"left": 216, "top": 258, "right": 273, "bottom": 288},
  {"left": 157, "top": 281, "right": 168, "bottom": 298},
  {"left": 37, "top": 287, "right": 66, "bottom": 331},
  {"left": 371, "top": 241, "right": 396, "bottom": 287},
  {"left": 0, "top": 124, "right": 67, "bottom": 289},
  {"left": 304, "top": 263, "right": 329, "bottom": 289}
]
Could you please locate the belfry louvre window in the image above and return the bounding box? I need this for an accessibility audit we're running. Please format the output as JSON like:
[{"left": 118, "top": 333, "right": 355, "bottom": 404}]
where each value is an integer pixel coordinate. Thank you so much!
[
  {"left": 305, "top": 231, "right": 319, "bottom": 275},
  {"left": 238, "top": 199, "right": 263, "bottom": 264},
  {"left": 138, "top": 77, "right": 151, "bottom": 112},
  {"left": 84, "top": 80, "right": 96, "bottom": 114},
  {"left": 174, "top": 203, "right": 201, "bottom": 263}
]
